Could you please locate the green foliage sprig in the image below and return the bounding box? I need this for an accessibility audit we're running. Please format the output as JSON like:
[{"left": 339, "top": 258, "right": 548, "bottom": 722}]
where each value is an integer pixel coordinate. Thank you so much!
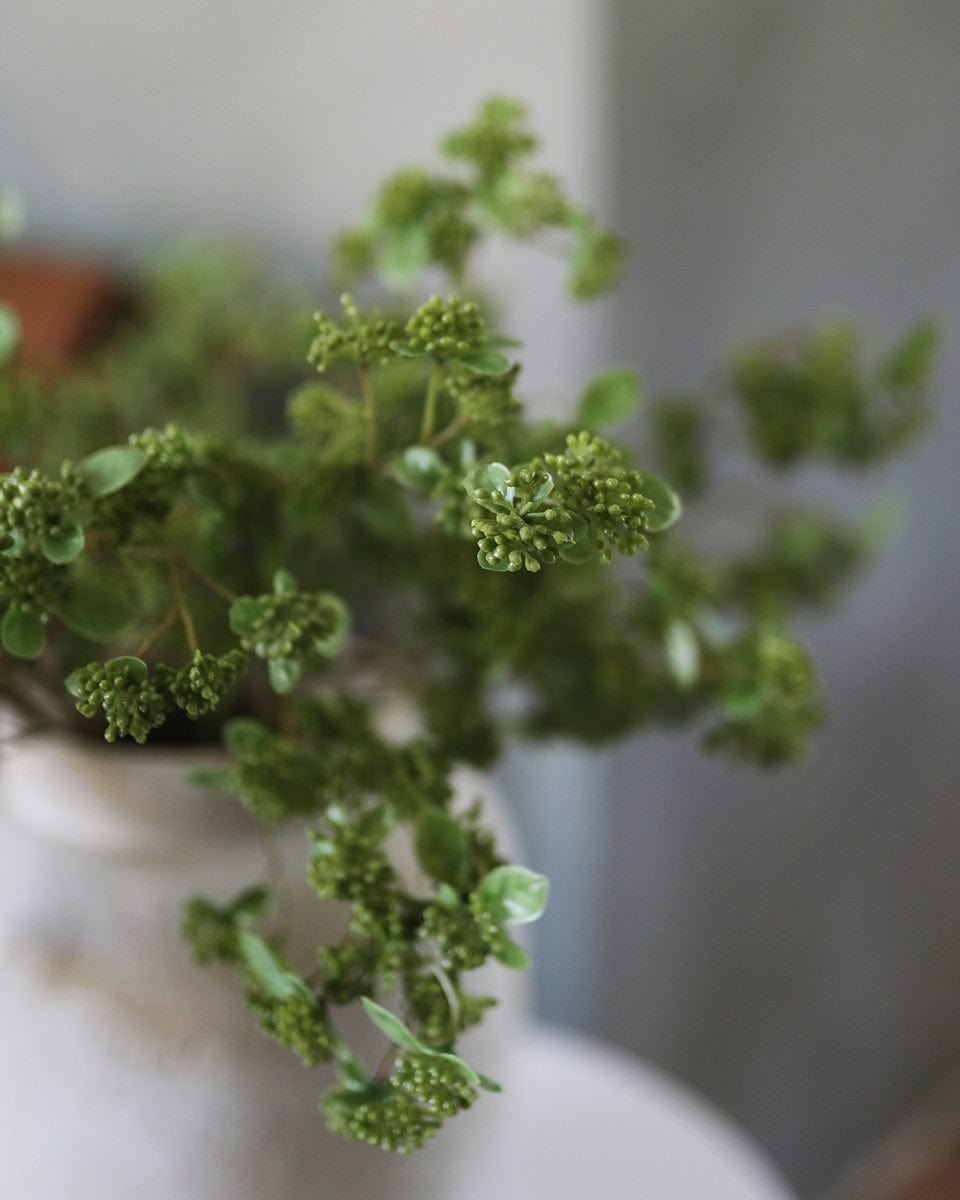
[{"left": 0, "top": 97, "right": 937, "bottom": 1152}]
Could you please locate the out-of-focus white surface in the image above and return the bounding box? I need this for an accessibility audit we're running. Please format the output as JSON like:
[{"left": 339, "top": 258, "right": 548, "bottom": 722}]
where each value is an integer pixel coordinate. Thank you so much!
[{"left": 507, "top": 1026, "right": 795, "bottom": 1199}]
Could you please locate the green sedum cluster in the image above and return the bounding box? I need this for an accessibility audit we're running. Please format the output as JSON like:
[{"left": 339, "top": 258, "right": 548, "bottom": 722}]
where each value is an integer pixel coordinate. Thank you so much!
[{"left": 0, "top": 98, "right": 938, "bottom": 1152}]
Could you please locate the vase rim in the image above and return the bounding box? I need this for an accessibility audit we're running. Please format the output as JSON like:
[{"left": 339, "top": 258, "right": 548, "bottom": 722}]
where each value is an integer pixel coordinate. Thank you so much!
[{"left": 0, "top": 730, "right": 250, "bottom": 857}]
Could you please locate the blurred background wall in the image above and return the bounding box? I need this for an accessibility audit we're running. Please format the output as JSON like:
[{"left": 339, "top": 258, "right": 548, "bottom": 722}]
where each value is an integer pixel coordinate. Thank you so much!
[
  {"left": 3, "top": 2, "right": 959, "bottom": 1195},
  {"left": 590, "top": 4, "right": 960, "bottom": 1194}
]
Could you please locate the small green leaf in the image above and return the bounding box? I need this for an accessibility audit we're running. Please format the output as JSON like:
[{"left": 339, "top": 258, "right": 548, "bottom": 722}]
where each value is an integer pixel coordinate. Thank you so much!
[
  {"left": 237, "top": 930, "right": 315, "bottom": 1003},
  {"left": 635, "top": 470, "right": 682, "bottom": 533},
  {"left": 391, "top": 446, "right": 444, "bottom": 493},
  {"left": 1, "top": 531, "right": 26, "bottom": 557},
  {"left": 223, "top": 717, "right": 272, "bottom": 753},
  {"left": 1, "top": 605, "right": 46, "bottom": 659},
  {"left": 436, "top": 1051, "right": 480, "bottom": 1086},
  {"left": 65, "top": 668, "right": 87, "bottom": 698},
  {"left": 388, "top": 338, "right": 427, "bottom": 359},
  {"left": 578, "top": 367, "right": 641, "bottom": 428},
  {"left": 665, "top": 620, "right": 700, "bottom": 688},
  {"left": 42, "top": 521, "right": 85, "bottom": 565},
  {"left": 228, "top": 886, "right": 271, "bottom": 924},
  {"left": 104, "top": 656, "right": 148, "bottom": 683},
  {"left": 55, "top": 576, "right": 133, "bottom": 640},
  {"left": 268, "top": 656, "right": 301, "bottom": 695},
  {"left": 187, "top": 767, "right": 236, "bottom": 794},
  {"left": 228, "top": 596, "right": 264, "bottom": 638},
  {"left": 558, "top": 538, "right": 597, "bottom": 565},
  {"left": 336, "top": 1056, "right": 372, "bottom": 1092},
  {"left": 273, "top": 569, "right": 297, "bottom": 596},
  {"left": 478, "top": 1074, "right": 503, "bottom": 1093},
  {"left": 379, "top": 224, "right": 430, "bottom": 289},
  {"left": 466, "top": 462, "right": 511, "bottom": 496},
  {"left": 486, "top": 335, "right": 523, "bottom": 349},
  {"left": 530, "top": 473, "right": 554, "bottom": 505},
  {"left": 360, "top": 997, "right": 426, "bottom": 1054},
  {"left": 359, "top": 1000, "right": 481, "bottom": 1082},
  {"left": 455, "top": 349, "right": 512, "bottom": 376},
  {"left": 557, "top": 511, "right": 597, "bottom": 564},
  {"left": 77, "top": 446, "right": 148, "bottom": 498},
  {"left": 477, "top": 548, "right": 513, "bottom": 572},
  {"left": 313, "top": 594, "right": 350, "bottom": 657},
  {"left": 0, "top": 305, "right": 21, "bottom": 370},
  {"left": 436, "top": 882, "right": 462, "bottom": 909},
  {"left": 415, "top": 808, "right": 472, "bottom": 889},
  {"left": 477, "top": 865, "right": 549, "bottom": 925},
  {"left": 489, "top": 933, "right": 531, "bottom": 970}
]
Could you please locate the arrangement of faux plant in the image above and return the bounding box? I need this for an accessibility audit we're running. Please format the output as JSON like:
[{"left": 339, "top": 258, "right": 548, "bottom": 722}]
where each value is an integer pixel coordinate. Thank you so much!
[{"left": 0, "top": 98, "right": 938, "bottom": 1153}]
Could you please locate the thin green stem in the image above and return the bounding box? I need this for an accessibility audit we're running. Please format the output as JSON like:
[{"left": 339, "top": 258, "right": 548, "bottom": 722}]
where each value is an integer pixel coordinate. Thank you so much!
[
  {"left": 169, "top": 565, "right": 198, "bottom": 654},
  {"left": 135, "top": 603, "right": 179, "bottom": 659},
  {"left": 358, "top": 362, "right": 377, "bottom": 467},
  {"left": 373, "top": 1042, "right": 400, "bottom": 1081},
  {"left": 180, "top": 559, "right": 238, "bottom": 604},
  {"left": 419, "top": 365, "right": 442, "bottom": 444},
  {"left": 429, "top": 411, "right": 471, "bottom": 449},
  {"left": 122, "top": 547, "right": 237, "bottom": 604},
  {"left": 428, "top": 959, "right": 461, "bottom": 1027}
]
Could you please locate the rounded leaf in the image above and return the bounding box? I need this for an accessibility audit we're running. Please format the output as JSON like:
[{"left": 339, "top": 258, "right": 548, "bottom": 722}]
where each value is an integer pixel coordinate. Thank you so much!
[
  {"left": 228, "top": 596, "right": 264, "bottom": 638},
  {"left": 223, "top": 717, "right": 272, "bottom": 754},
  {"left": 466, "top": 462, "right": 511, "bottom": 496},
  {"left": 477, "top": 864, "right": 549, "bottom": 925},
  {"left": 635, "top": 470, "right": 682, "bottom": 533},
  {"left": 77, "top": 446, "right": 148, "bottom": 498},
  {"left": 391, "top": 446, "right": 444, "bottom": 493},
  {"left": 228, "top": 886, "right": 271, "bottom": 924},
  {"left": 477, "top": 548, "right": 513, "bottom": 572},
  {"left": 55, "top": 576, "right": 133, "bottom": 640},
  {"left": 1, "top": 605, "right": 46, "bottom": 660},
  {"left": 272, "top": 569, "right": 297, "bottom": 596},
  {"left": 268, "top": 656, "right": 301, "bottom": 695},
  {"left": 387, "top": 338, "right": 426, "bottom": 359},
  {"left": 104, "top": 656, "right": 148, "bottom": 683},
  {"left": 415, "top": 807, "right": 471, "bottom": 889},
  {"left": 379, "top": 224, "right": 430, "bottom": 289},
  {"left": 313, "top": 594, "right": 350, "bottom": 657},
  {"left": 360, "top": 997, "right": 427, "bottom": 1054},
  {"left": 42, "top": 521, "right": 85, "bottom": 565},
  {"left": 455, "top": 348, "right": 512, "bottom": 376},
  {"left": 489, "top": 933, "right": 531, "bottom": 970},
  {"left": 578, "top": 367, "right": 641, "bottom": 428},
  {"left": 436, "top": 1051, "right": 481, "bottom": 1086},
  {"left": 187, "top": 767, "right": 236, "bottom": 795},
  {"left": 238, "top": 931, "right": 315, "bottom": 1004},
  {"left": 665, "top": 620, "right": 700, "bottom": 688}
]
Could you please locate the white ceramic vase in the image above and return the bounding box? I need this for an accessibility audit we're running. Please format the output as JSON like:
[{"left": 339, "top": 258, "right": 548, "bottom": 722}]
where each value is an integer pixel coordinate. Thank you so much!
[{"left": 0, "top": 733, "right": 529, "bottom": 1200}]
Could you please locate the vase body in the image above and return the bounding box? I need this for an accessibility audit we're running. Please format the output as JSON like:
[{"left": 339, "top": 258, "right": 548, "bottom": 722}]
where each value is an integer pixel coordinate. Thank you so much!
[{"left": 0, "top": 734, "right": 529, "bottom": 1200}]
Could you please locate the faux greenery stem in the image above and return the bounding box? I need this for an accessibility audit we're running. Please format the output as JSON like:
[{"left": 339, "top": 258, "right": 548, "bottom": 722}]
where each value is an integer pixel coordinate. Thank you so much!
[
  {"left": 373, "top": 1042, "right": 400, "bottom": 1081},
  {"left": 169, "top": 565, "right": 198, "bottom": 654},
  {"left": 358, "top": 362, "right": 377, "bottom": 467},
  {"left": 135, "top": 604, "right": 179, "bottom": 659},
  {"left": 429, "top": 412, "right": 471, "bottom": 449},
  {"left": 180, "top": 560, "right": 238, "bottom": 604},
  {"left": 123, "top": 547, "right": 237, "bottom": 604},
  {"left": 428, "top": 959, "right": 461, "bottom": 1026},
  {"left": 419, "top": 365, "right": 442, "bottom": 443}
]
